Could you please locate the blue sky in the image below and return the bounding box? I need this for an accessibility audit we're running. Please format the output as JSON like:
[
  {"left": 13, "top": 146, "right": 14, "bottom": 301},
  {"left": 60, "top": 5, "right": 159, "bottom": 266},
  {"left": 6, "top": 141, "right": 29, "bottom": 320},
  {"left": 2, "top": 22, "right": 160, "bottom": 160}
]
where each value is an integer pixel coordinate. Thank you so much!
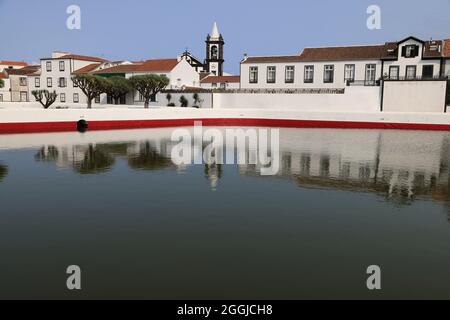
[{"left": 0, "top": 0, "right": 449, "bottom": 74}]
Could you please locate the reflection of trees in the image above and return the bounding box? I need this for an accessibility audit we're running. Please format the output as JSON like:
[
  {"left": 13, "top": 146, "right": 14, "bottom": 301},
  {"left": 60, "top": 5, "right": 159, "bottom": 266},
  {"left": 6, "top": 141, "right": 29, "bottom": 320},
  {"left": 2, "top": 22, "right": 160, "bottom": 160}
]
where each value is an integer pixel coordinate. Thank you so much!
[
  {"left": 128, "top": 142, "right": 172, "bottom": 171},
  {"left": 0, "top": 164, "right": 8, "bottom": 182},
  {"left": 73, "top": 144, "right": 115, "bottom": 174},
  {"left": 35, "top": 146, "right": 59, "bottom": 162},
  {"left": 205, "top": 163, "right": 222, "bottom": 190}
]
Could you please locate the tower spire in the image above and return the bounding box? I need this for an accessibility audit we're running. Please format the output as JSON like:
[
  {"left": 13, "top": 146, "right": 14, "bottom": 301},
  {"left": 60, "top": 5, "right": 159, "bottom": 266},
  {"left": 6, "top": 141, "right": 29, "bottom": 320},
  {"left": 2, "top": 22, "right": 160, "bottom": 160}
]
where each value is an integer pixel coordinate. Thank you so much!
[{"left": 210, "top": 22, "right": 220, "bottom": 40}]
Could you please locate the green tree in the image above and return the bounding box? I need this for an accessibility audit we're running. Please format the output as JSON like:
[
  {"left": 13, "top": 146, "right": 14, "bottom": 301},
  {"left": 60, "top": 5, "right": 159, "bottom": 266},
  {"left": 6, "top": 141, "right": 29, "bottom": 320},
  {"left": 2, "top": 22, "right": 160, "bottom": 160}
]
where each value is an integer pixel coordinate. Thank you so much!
[
  {"left": 179, "top": 95, "right": 188, "bottom": 108},
  {"left": 0, "top": 78, "right": 4, "bottom": 88},
  {"left": 166, "top": 93, "right": 172, "bottom": 106},
  {"left": 129, "top": 74, "right": 169, "bottom": 108},
  {"left": 105, "top": 76, "right": 132, "bottom": 105},
  {"left": 72, "top": 74, "right": 108, "bottom": 109},
  {"left": 32, "top": 90, "right": 58, "bottom": 109}
]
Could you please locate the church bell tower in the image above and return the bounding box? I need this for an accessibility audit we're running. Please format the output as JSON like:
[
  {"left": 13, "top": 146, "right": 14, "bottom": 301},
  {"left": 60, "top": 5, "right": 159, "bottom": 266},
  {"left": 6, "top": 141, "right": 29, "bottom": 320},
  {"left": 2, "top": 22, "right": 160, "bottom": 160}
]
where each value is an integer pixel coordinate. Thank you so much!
[{"left": 205, "top": 22, "right": 224, "bottom": 76}]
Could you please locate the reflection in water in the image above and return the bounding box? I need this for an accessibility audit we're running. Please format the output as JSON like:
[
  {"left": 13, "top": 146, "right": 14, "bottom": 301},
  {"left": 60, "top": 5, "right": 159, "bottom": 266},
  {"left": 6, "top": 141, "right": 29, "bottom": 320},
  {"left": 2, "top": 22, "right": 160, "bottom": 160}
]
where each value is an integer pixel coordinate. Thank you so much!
[
  {"left": 3, "top": 127, "right": 450, "bottom": 299},
  {"left": 18, "top": 128, "right": 450, "bottom": 205},
  {"left": 128, "top": 141, "right": 172, "bottom": 171},
  {"left": 0, "top": 164, "right": 7, "bottom": 182},
  {"left": 205, "top": 163, "right": 223, "bottom": 190}
]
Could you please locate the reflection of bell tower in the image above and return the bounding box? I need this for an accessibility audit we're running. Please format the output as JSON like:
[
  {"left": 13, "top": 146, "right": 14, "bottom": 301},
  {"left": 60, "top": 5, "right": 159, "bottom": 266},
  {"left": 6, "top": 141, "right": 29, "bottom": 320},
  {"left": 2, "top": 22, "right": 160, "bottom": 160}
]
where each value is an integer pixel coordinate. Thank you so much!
[{"left": 205, "top": 22, "right": 224, "bottom": 76}]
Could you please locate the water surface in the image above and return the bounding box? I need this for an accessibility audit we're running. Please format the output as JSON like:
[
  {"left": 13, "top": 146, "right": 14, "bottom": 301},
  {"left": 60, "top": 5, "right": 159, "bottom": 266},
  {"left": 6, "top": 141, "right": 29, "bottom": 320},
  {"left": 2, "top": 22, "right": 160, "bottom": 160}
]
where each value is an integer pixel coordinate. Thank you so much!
[{"left": 0, "top": 127, "right": 449, "bottom": 299}]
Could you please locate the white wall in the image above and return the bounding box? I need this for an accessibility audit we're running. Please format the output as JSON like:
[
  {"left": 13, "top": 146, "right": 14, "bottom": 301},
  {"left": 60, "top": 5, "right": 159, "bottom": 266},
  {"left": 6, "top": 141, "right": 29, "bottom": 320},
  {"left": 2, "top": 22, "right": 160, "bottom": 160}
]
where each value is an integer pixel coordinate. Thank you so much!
[
  {"left": 213, "top": 86, "right": 381, "bottom": 112},
  {"left": 200, "top": 82, "right": 240, "bottom": 90},
  {"left": 38, "top": 58, "right": 103, "bottom": 106},
  {"left": 146, "top": 92, "right": 212, "bottom": 108},
  {"left": 382, "top": 39, "right": 441, "bottom": 78},
  {"left": 169, "top": 59, "right": 201, "bottom": 88},
  {"left": 240, "top": 60, "right": 382, "bottom": 89},
  {"left": 0, "top": 77, "right": 11, "bottom": 102},
  {"left": 383, "top": 80, "right": 447, "bottom": 113}
]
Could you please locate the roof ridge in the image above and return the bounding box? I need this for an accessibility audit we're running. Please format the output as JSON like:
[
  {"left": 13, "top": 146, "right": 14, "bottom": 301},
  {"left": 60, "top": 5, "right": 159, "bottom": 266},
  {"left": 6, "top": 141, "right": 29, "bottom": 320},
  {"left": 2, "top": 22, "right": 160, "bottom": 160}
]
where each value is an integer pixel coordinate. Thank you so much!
[{"left": 302, "top": 43, "right": 385, "bottom": 50}]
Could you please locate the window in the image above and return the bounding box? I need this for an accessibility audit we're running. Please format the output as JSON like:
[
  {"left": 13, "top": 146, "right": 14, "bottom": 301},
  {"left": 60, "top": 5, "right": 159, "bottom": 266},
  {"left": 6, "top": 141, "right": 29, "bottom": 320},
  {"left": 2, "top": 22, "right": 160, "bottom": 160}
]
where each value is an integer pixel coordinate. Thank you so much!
[
  {"left": 422, "top": 65, "right": 434, "bottom": 79},
  {"left": 95, "top": 95, "right": 100, "bottom": 103},
  {"left": 73, "top": 93, "right": 79, "bottom": 103},
  {"left": 35, "top": 77, "right": 40, "bottom": 88},
  {"left": 60, "top": 93, "right": 66, "bottom": 103},
  {"left": 365, "top": 64, "right": 376, "bottom": 85},
  {"left": 19, "top": 77, "right": 27, "bottom": 86},
  {"left": 304, "top": 65, "right": 314, "bottom": 83},
  {"left": 406, "top": 66, "right": 417, "bottom": 79},
  {"left": 211, "top": 46, "right": 218, "bottom": 59},
  {"left": 59, "top": 61, "right": 65, "bottom": 71},
  {"left": 150, "top": 94, "right": 156, "bottom": 102},
  {"left": 73, "top": 79, "right": 78, "bottom": 87},
  {"left": 389, "top": 66, "right": 399, "bottom": 80},
  {"left": 267, "top": 66, "right": 276, "bottom": 83},
  {"left": 0, "top": 94, "right": 3, "bottom": 102},
  {"left": 47, "top": 77, "right": 52, "bottom": 87},
  {"left": 344, "top": 64, "right": 355, "bottom": 83},
  {"left": 58, "top": 77, "right": 66, "bottom": 88},
  {"left": 323, "top": 65, "right": 334, "bottom": 83},
  {"left": 249, "top": 67, "right": 258, "bottom": 84},
  {"left": 46, "top": 61, "right": 52, "bottom": 72},
  {"left": 220, "top": 83, "right": 226, "bottom": 89},
  {"left": 285, "top": 66, "right": 295, "bottom": 83},
  {"left": 211, "top": 83, "right": 218, "bottom": 88},
  {"left": 403, "top": 45, "right": 419, "bottom": 58}
]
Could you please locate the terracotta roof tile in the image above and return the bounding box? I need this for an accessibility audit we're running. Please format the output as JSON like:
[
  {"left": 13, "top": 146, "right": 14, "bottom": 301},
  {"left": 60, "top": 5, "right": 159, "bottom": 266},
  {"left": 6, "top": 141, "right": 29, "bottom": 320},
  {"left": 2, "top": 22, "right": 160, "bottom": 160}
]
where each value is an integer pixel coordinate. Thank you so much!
[
  {"left": 72, "top": 63, "right": 101, "bottom": 74},
  {"left": 0, "top": 60, "right": 28, "bottom": 67},
  {"left": 92, "top": 64, "right": 142, "bottom": 74},
  {"left": 5, "top": 65, "right": 40, "bottom": 75},
  {"left": 58, "top": 54, "right": 108, "bottom": 62},
  {"left": 444, "top": 39, "right": 450, "bottom": 58},
  {"left": 93, "top": 59, "right": 179, "bottom": 74},
  {"left": 201, "top": 75, "right": 240, "bottom": 83},
  {"left": 298, "top": 45, "right": 387, "bottom": 61},
  {"left": 135, "top": 59, "right": 179, "bottom": 72},
  {"left": 242, "top": 55, "right": 304, "bottom": 64}
]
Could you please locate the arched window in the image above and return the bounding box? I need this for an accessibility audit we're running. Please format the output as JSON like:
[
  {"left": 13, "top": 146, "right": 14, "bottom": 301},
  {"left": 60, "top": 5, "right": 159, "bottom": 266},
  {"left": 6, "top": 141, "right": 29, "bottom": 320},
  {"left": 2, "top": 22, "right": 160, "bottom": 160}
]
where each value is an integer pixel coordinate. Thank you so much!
[{"left": 211, "top": 46, "right": 218, "bottom": 59}]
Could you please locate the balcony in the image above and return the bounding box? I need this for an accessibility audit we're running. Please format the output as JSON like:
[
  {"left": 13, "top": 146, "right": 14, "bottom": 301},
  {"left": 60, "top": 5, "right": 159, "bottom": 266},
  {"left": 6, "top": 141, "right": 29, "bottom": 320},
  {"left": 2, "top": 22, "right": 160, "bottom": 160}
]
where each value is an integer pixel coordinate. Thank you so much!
[{"left": 346, "top": 80, "right": 380, "bottom": 87}]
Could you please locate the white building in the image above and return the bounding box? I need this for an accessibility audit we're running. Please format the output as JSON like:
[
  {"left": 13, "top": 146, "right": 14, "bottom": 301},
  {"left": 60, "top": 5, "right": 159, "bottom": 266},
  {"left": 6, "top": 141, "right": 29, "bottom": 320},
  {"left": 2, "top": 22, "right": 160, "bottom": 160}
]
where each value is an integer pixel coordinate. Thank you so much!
[
  {"left": 0, "top": 60, "right": 28, "bottom": 72},
  {"left": 33, "top": 51, "right": 109, "bottom": 105},
  {"left": 78, "top": 57, "right": 200, "bottom": 105},
  {"left": 240, "top": 36, "right": 449, "bottom": 90},
  {"left": 200, "top": 75, "right": 240, "bottom": 89}
]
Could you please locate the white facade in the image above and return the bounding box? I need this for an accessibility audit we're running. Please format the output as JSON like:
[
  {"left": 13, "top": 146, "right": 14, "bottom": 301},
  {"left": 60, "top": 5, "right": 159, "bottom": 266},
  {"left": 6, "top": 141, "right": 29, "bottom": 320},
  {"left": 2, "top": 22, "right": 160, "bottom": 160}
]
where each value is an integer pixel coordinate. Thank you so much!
[
  {"left": 34, "top": 52, "right": 107, "bottom": 106},
  {"left": 240, "top": 59, "right": 382, "bottom": 89},
  {"left": 240, "top": 37, "right": 448, "bottom": 90},
  {"left": 382, "top": 38, "right": 441, "bottom": 79},
  {"left": 0, "top": 76, "right": 11, "bottom": 102}
]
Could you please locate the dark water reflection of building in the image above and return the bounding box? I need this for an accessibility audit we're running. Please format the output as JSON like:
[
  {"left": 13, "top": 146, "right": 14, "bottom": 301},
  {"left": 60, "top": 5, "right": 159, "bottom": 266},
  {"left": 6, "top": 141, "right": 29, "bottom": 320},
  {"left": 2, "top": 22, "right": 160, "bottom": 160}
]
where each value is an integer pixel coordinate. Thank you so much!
[
  {"left": 21, "top": 128, "right": 450, "bottom": 207},
  {"left": 239, "top": 129, "right": 450, "bottom": 208},
  {"left": 0, "top": 163, "right": 8, "bottom": 182}
]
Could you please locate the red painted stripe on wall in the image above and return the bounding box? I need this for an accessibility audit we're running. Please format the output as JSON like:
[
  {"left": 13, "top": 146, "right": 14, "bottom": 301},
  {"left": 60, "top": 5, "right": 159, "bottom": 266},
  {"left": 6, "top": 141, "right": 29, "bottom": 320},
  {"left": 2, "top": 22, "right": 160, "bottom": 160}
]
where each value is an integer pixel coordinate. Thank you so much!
[{"left": 1, "top": 118, "right": 450, "bottom": 134}]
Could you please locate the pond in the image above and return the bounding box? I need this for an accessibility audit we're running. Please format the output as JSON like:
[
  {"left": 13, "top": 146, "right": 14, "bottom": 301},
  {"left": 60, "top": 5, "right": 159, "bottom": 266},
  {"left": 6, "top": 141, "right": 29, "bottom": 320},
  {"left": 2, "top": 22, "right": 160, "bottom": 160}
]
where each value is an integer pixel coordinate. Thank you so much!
[{"left": 0, "top": 127, "right": 449, "bottom": 299}]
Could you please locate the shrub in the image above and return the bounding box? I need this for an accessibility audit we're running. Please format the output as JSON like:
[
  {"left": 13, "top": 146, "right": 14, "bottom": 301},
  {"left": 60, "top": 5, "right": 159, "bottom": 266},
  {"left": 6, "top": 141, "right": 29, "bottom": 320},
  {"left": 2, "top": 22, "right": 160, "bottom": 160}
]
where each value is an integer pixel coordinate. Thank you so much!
[
  {"left": 167, "top": 103, "right": 176, "bottom": 107},
  {"left": 179, "top": 95, "right": 188, "bottom": 108}
]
